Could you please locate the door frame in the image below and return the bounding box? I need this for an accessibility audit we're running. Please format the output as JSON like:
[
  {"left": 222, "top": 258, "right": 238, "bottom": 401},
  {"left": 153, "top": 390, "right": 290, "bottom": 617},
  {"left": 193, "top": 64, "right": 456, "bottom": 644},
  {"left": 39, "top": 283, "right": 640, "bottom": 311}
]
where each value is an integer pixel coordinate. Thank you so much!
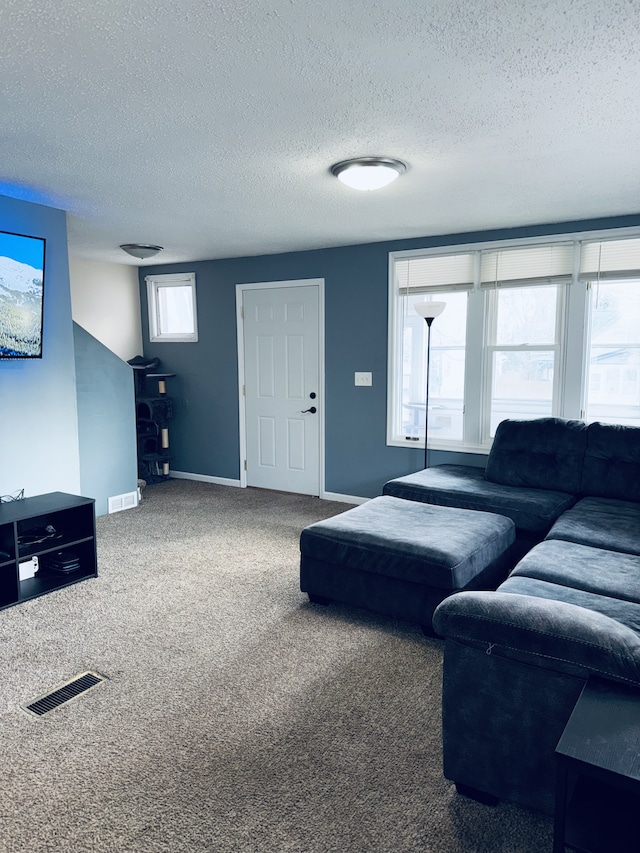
[{"left": 236, "top": 278, "right": 326, "bottom": 495}]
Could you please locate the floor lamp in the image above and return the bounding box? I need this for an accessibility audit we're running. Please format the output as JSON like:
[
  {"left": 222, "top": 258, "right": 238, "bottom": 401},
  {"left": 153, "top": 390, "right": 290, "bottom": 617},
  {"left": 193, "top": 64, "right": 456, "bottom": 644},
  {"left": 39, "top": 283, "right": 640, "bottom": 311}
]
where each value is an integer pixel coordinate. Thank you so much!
[{"left": 414, "top": 301, "right": 446, "bottom": 470}]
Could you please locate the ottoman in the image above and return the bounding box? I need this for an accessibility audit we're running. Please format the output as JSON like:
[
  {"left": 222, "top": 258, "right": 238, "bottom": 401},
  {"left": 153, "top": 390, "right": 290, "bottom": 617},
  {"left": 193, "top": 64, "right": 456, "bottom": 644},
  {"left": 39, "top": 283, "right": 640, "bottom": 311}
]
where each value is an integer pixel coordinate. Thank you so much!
[{"left": 299, "top": 495, "right": 515, "bottom": 633}]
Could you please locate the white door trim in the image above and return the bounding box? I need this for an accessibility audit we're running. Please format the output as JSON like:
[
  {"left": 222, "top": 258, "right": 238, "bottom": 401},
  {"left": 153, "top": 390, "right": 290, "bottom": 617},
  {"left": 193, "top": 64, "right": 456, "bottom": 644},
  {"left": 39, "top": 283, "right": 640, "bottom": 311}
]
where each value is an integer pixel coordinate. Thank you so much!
[{"left": 236, "top": 278, "right": 325, "bottom": 496}]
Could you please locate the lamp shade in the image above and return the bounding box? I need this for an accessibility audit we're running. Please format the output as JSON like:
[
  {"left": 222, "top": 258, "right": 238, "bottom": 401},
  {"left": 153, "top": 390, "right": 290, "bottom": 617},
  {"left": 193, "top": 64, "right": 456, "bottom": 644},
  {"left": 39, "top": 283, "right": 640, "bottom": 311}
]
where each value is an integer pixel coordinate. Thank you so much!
[{"left": 414, "top": 300, "right": 446, "bottom": 320}]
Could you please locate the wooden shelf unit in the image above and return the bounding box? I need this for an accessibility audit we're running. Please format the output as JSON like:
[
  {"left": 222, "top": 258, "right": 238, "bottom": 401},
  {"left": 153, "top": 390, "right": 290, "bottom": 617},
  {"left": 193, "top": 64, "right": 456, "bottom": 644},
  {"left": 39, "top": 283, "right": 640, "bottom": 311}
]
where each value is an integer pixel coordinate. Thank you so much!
[{"left": 0, "top": 492, "right": 97, "bottom": 609}]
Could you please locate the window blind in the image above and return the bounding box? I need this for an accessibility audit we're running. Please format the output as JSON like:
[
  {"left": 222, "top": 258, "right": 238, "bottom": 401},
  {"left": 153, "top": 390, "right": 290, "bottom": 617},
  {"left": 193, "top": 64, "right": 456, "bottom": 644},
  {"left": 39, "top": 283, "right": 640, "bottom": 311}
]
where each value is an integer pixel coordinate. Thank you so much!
[
  {"left": 396, "top": 253, "right": 475, "bottom": 294},
  {"left": 480, "top": 243, "right": 573, "bottom": 289},
  {"left": 579, "top": 237, "right": 640, "bottom": 281}
]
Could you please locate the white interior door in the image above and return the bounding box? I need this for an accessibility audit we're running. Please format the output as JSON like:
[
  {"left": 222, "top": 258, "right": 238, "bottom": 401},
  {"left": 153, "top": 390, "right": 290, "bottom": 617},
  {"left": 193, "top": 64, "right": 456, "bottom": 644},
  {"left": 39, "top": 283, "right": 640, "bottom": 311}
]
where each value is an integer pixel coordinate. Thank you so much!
[{"left": 243, "top": 284, "right": 320, "bottom": 495}]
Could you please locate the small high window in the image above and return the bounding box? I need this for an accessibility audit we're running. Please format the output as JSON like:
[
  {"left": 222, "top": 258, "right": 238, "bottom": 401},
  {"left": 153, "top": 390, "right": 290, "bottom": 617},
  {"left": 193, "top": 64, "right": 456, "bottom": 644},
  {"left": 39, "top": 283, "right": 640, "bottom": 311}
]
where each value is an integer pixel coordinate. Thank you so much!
[{"left": 146, "top": 273, "right": 198, "bottom": 342}]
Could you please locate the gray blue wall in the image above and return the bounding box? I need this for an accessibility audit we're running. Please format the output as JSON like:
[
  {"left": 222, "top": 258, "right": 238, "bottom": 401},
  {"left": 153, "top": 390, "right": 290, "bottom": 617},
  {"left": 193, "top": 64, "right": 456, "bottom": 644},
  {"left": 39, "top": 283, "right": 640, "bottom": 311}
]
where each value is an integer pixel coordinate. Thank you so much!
[
  {"left": 0, "top": 195, "right": 81, "bottom": 499},
  {"left": 0, "top": 193, "right": 138, "bottom": 516},
  {"left": 140, "top": 213, "right": 640, "bottom": 499},
  {"left": 73, "top": 323, "right": 138, "bottom": 516}
]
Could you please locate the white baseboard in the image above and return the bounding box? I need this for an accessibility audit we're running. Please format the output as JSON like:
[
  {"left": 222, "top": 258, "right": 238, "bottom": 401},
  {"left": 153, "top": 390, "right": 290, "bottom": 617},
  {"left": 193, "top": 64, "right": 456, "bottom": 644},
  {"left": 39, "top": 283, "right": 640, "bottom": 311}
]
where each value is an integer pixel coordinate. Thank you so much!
[
  {"left": 169, "top": 471, "right": 242, "bottom": 488},
  {"left": 169, "top": 473, "right": 367, "bottom": 503},
  {"left": 320, "top": 491, "right": 370, "bottom": 505}
]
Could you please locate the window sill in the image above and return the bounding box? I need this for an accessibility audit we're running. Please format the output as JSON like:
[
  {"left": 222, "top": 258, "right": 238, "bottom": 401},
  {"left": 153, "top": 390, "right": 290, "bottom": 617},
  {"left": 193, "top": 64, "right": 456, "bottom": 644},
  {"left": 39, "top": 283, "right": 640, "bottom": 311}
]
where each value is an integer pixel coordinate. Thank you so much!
[
  {"left": 387, "top": 438, "right": 491, "bottom": 456},
  {"left": 149, "top": 335, "right": 198, "bottom": 343}
]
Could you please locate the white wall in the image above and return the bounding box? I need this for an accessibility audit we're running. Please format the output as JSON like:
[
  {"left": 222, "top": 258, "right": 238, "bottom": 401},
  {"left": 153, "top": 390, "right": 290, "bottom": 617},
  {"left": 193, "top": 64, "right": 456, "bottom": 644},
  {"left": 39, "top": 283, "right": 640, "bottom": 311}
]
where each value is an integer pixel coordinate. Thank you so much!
[{"left": 68, "top": 257, "right": 143, "bottom": 361}]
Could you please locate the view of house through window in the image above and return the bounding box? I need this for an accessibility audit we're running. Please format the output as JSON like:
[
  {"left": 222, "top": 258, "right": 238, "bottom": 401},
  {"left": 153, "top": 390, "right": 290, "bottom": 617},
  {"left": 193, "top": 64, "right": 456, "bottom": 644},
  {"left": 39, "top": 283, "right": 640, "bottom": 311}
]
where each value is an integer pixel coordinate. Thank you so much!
[
  {"left": 585, "top": 278, "right": 640, "bottom": 425},
  {"left": 486, "top": 284, "right": 562, "bottom": 435},
  {"left": 388, "top": 234, "right": 640, "bottom": 452},
  {"left": 400, "top": 291, "right": 467, "bottom": 442}
]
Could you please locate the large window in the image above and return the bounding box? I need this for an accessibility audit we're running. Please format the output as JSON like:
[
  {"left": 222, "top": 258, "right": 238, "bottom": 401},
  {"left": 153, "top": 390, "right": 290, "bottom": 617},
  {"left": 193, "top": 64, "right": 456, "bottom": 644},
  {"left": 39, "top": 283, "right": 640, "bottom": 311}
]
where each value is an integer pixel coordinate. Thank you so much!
[
  {"left": 389, "top": 252, "right": 472, "bottom": 445},
  {"left": 401, "top": 290, "right": 468, "bottom": 442},
  {"left": 580, "top": 237, "right": 640, "bottom": 426},
  {"left": 485, "top": 285, "right": 562, "bottom": 434},
  {"left": 480, "top": 243, "right": 571, "bottom": 438},
  {"left": 388, "top": 233, "right": 640, "bottom": 452}
]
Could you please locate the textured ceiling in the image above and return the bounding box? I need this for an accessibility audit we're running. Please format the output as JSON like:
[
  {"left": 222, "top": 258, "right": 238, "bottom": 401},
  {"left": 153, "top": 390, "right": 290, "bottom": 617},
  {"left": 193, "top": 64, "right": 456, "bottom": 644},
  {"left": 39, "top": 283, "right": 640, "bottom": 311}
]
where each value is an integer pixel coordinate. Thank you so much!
[{"left": 1, "top": 0, "right": 640, "bottom": 265}]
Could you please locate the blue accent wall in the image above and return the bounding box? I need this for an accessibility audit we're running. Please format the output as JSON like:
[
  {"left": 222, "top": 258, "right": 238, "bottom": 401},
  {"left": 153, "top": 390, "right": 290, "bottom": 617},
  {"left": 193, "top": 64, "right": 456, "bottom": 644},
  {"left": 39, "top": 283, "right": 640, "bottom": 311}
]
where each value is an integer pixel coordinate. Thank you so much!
[
  {"left": 73, "top": 323, "right": 138, "bottom": 515},
  {"left": 140, "top": 213, "right": 640, "bottom": 499},
  {"left": 0, "top": 195, "right": 81, "bottom": 498}
]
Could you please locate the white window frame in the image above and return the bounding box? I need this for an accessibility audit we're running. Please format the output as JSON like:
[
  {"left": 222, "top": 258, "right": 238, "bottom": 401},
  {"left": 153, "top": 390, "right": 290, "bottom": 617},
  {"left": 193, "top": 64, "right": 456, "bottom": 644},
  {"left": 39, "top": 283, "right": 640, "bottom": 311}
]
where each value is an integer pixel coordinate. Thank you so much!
[
  {"left": 581, "top": 276, "right": 640, "bottom": 426},
  {"left": 481, "top": 282, "right": 567, "bottom": 443},
  {"left": 387, "top": 250, "right": 476, "bottom": 448},
  {"left": 146, "top": 272, "right": 198, "bottom": 343},
  {"left": 387, "top": 226, "right": 640, "bottom": 454}
]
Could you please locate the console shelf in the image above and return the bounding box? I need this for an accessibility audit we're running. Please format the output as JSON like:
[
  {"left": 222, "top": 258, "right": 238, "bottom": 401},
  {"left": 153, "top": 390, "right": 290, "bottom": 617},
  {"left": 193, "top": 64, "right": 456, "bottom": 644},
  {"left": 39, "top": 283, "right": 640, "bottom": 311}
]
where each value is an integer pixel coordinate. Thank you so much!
[{"left": 0, "top": 492, "right": 97, "bottom": 609}]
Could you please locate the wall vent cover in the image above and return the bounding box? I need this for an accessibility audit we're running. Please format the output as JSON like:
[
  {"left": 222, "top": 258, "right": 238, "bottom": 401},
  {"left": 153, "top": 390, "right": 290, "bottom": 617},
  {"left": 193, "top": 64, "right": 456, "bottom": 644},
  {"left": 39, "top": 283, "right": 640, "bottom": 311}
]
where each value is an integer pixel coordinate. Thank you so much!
[
  {"left": 23, "top": 671, "right": 105, "bottom": 717},
  {"left": 108, "top": 491, "right": 139, "bottom": 513}
]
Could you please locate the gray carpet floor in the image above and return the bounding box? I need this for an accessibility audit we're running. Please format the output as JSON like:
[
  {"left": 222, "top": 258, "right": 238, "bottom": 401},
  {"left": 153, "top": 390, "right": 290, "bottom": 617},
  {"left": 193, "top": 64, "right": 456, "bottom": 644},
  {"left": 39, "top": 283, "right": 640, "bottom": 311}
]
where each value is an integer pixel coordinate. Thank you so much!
[{"left": 0, "top": 480, "right": 553, "bottom": 852}]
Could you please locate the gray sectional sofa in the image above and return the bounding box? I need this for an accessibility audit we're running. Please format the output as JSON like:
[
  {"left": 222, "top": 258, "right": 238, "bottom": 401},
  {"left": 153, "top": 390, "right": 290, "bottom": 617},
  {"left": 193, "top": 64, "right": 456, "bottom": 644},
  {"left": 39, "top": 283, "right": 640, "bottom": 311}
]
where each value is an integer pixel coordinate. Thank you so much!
[
  {"left": 383, "top": 417, "right": 592, "bottom": 561},
  {"left": 384, "top": 416, "right": 640, "bottom": 815}
]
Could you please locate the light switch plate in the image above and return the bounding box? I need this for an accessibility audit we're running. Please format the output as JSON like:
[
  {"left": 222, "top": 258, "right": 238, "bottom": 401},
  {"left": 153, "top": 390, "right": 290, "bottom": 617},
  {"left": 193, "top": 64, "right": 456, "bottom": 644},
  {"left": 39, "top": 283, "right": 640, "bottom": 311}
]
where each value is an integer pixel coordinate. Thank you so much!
[{"left": 355, "top": 372, "right": 372, "bottom": 386}]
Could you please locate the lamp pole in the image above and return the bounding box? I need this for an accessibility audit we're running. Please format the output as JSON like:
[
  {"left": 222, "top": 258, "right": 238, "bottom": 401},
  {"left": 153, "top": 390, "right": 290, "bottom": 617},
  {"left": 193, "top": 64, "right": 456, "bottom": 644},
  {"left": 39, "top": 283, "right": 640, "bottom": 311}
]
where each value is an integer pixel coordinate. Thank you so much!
[{"left": 414, "top": 301, "right": 446, "bottom": 470}]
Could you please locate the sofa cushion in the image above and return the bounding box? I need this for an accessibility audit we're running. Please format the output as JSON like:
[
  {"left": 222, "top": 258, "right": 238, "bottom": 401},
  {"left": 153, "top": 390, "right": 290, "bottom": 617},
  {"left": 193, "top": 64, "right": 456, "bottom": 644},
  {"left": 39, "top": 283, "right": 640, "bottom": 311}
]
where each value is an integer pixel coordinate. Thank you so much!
[
  {"left": 581, "top": 421, "right": 640, "bottom": 502},
  {"left": 382, "top": 464, "right": 576, "bottom": 532},
  {"left": 485, "top": 417, "right": 587, "bottom": 494},
  {"left": 500, "top": 575, "right": 640, "bottom": 636},
  {"left": 546, "top": 497, "right": 640, "bottom": 556},
  {"left": 432, "top": 587, "right": 640, "bottom": 685},
  {"left": 509, "top": 539, "right": 640, "bottom": 607},
  {"left": 299, "top": 495, "right": 515, "bottom": 590}
]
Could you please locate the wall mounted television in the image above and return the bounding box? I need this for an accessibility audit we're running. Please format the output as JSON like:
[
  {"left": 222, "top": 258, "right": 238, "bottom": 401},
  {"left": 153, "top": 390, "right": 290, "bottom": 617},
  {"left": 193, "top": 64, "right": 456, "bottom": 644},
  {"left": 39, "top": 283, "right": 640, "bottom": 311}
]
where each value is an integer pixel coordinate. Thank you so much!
[{"left": 0, "top": 229, "right": 46, "bottom": 359}]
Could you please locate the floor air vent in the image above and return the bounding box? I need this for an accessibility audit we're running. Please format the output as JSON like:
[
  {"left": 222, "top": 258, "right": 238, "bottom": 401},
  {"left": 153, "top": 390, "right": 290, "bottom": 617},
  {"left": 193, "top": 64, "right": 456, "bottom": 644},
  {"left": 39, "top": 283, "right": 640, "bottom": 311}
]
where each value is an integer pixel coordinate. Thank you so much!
[{"left": 23, "top": 671, "right": 104, "bottom": 717}]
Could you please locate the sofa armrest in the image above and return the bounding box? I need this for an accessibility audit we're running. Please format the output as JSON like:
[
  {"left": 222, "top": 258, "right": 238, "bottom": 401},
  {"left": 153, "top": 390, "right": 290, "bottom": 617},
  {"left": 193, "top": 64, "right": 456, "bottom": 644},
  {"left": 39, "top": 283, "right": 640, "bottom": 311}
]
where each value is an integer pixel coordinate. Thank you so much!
[{"left": 432, "top": 591, "right": 640, "bottom": 686}]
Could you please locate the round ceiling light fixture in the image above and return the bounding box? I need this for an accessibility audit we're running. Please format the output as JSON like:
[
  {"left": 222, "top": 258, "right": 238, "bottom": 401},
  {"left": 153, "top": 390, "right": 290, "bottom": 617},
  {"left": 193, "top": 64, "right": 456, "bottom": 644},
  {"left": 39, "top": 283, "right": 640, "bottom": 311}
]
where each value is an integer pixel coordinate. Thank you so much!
[
  {"left": 330, "top": 157, "right": 407, "bottom": 191},
  {"left": 120, "top": 243, "right": 164, "bottom": 260}
]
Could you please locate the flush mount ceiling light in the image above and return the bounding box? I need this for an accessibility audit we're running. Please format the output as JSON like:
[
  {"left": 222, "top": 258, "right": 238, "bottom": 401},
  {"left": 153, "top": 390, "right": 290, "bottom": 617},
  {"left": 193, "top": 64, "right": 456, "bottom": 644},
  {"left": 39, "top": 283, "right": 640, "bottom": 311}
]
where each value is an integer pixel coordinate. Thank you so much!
[
  {"left": 120, "top": 243, "right": 164, "bottom": 260},
  {"left": 330, "top": 157, "right": 407, "bottom": 191}
]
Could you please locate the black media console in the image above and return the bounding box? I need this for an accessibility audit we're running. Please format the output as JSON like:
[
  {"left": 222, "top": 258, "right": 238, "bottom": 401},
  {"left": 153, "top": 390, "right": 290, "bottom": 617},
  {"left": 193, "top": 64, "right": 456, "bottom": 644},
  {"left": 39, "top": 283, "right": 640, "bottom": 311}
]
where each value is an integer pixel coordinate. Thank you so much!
[{"left": 0, "top": 492, "right": 97, "bottom": 609}]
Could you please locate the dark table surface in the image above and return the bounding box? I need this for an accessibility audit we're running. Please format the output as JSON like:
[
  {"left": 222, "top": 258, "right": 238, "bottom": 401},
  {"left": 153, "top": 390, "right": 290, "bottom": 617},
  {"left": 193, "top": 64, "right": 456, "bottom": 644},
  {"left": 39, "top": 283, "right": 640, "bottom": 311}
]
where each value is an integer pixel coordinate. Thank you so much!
[
  {"left": 556, "top": 676, "right": 640, "bottom": 782},
  {"left": 554, "top": 676, "right": 640, "bottom": 853}
]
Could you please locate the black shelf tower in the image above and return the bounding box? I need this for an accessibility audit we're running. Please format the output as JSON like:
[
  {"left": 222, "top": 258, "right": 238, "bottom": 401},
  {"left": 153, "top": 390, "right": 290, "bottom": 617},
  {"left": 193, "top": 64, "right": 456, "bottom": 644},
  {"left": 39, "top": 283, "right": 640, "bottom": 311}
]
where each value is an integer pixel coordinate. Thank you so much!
[{"left": 128, "top": 357, "right": 176, "bottom": 484}]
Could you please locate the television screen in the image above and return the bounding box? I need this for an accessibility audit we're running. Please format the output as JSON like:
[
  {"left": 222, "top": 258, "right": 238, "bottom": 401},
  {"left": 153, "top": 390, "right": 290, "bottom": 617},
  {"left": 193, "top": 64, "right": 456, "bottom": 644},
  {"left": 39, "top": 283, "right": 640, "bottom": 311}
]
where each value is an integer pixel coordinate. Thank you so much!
[{"left": 0, "top": 229, "right": 46, "bottom": 358}]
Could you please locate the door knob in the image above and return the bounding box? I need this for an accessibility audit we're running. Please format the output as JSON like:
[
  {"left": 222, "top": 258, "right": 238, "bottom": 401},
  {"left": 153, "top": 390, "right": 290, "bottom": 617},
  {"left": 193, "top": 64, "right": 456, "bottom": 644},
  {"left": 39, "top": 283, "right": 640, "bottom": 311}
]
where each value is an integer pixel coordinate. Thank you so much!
[{"left": 301, "top": 406, "right": 317, "bottom": 414}]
